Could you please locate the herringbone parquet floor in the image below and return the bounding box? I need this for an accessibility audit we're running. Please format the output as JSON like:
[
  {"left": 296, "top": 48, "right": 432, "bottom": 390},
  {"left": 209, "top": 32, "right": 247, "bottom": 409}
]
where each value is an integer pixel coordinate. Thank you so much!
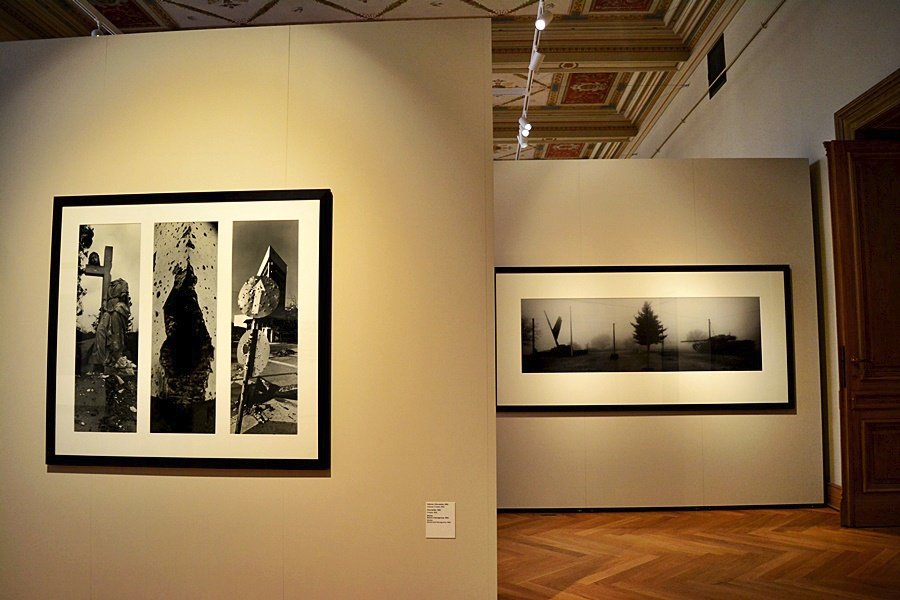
[{"left": 498, "top": 508, "right": 900, "bottom": 599}]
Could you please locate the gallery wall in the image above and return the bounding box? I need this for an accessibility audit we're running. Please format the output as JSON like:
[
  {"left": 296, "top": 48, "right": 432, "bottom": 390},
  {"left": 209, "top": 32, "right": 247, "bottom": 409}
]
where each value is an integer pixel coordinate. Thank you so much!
[
  {"left": 633, "top": 0, "right": 900, "bottom": 487},
  {"left": 0, "top": 21, "right": 496, "bottom": 599},
  {"left": 495, "top": 158, "right": 823, "bottom": 508}
]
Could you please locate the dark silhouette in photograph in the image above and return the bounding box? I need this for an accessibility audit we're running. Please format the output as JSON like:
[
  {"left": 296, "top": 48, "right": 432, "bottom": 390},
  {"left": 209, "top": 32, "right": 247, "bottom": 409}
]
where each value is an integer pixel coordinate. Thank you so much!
[
  {"left": 150, "top": 222, "right": 218, "bottom": 433},
  {"left": 631, "top": 301, "right": 668, "bottom": 370}
]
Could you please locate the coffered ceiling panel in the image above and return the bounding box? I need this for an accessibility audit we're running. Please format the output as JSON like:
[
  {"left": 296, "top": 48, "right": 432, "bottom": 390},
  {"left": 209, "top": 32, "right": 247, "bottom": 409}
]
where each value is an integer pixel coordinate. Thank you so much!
[{"left": 0, "top": 0, "right": 741, "bottom": 160}]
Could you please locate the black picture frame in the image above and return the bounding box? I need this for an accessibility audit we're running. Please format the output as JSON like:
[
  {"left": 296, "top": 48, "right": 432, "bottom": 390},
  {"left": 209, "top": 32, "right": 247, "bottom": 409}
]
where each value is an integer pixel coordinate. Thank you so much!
[
  {"left": 47, "top": 189, "right": 332, "bottom": 469},
  {"left": 495, "top": 265, "right": 795, "bottom": 412}
]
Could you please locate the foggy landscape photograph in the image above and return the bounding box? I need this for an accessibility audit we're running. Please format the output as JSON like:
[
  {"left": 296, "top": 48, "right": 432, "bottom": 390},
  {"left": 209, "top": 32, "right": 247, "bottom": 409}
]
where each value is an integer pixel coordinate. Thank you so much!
[{"left": 521, "top": 296, "right": 762, "bottom": 373}]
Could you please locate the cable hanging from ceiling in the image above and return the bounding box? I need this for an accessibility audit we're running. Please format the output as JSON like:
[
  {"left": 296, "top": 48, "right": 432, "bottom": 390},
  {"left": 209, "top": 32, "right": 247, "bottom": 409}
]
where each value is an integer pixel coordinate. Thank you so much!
[{"left": 515, "top": 0, "right": 552, "bottom": 160}]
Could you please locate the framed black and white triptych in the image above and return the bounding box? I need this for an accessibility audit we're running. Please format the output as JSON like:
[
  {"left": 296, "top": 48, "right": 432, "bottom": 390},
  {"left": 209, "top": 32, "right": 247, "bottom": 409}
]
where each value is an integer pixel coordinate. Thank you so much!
[{"left": 47, "top": 189, "right": 332, "bottom": 469}]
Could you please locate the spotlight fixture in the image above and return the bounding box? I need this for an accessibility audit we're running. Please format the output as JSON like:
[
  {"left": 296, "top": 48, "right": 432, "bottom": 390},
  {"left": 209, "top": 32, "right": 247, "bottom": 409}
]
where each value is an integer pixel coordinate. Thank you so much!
[
  {"left": 535, "top": 8, "right": 553, "bottom": 31},
  {"left": 517, "top": 133, "right": 529, "bottom": 149},
  {"left": 518, "top": 116, "right": 532, "bottom": 131},
  {"left": 529, "top": 50, "right": 545, "bottom": 73}
]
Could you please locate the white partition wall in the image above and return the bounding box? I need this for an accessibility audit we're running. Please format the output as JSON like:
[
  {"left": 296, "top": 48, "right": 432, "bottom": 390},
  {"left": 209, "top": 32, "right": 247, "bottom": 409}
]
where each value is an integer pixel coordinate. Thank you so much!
[
  {"left": 0, "top": 22, "right": 496, "bottom": 599},
  {"left": 495, "top": 159, "right": 823, "bottom": 508}
]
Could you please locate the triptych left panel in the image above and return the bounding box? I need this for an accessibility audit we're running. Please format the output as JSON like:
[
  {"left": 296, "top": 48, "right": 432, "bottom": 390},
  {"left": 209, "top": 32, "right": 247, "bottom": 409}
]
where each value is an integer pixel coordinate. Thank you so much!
[{"left": 74, "top": 222, "right": 141, "bottom": 432}]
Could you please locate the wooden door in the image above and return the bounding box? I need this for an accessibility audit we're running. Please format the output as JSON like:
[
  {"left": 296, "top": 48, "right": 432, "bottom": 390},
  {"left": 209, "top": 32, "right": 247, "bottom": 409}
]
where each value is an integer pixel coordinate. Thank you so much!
[{"left": 826, "top": 140, "right": 900, "bottom": 527}]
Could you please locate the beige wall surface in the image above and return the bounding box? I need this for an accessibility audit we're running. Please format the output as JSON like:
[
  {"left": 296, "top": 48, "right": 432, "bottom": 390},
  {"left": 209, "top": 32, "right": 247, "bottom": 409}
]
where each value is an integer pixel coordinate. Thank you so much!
[
  {"left": 634, "top": 0, "right": 900, "bottom": 486},
  {"left": 0, "top": 21, "right": 497, "bottom": 599},
  {"left": 495, "top": 158, "right": 823, "bottom": 508}
]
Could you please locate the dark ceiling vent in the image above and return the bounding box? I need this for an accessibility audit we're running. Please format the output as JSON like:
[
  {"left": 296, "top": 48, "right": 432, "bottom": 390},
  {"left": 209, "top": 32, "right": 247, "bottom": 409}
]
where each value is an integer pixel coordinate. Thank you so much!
[{"left": 707, "top": 34, "right": 726, "bottom": 99}]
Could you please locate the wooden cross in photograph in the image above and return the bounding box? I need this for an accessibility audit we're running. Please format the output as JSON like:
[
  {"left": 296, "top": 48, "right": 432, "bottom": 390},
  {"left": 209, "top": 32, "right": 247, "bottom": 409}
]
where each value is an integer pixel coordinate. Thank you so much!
[{"left": 84, "top": 245, "right": 113, "bottom": 310}]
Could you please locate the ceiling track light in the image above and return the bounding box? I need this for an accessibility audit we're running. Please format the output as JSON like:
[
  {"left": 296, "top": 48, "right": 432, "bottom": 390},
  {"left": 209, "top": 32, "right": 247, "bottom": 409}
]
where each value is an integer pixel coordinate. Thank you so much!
[
  {"left": 535, "top": 0, "right": 553, "bottom": 31},
  {"left": 515, "top": 0, "right": 551, "bottom": 161}
]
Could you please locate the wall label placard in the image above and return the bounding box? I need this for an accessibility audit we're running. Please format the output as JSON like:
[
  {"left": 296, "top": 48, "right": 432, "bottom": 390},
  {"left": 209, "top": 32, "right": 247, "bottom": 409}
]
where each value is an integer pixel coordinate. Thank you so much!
[{"left": 425, "top": 501, "right": 456, "bottom": 539}]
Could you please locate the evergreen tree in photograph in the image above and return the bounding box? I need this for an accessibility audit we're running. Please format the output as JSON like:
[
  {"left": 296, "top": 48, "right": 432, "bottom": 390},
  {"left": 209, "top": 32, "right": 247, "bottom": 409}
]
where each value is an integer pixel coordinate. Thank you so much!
[{"left": 631, "top": 301, "right": 667, "bottom": 369}]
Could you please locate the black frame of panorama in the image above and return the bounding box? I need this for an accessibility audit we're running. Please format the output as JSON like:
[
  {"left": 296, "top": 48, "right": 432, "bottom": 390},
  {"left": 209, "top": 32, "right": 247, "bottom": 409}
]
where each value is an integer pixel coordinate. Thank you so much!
[
  {"left": 495, "top": 265, "right": 796, "bottom": 413},
  {"left": 46, "top": 189, "right": 332, "bottom": 469}
]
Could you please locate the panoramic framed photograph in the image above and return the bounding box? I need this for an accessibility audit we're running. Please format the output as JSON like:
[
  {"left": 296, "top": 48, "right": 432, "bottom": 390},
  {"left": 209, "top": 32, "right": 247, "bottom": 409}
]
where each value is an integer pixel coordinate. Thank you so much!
[
  {"left": 47, "top": 189, "right": 332, "bottom": 468},
  {"left": 495, "top": 265, "right": 795, "bottom": 411}
]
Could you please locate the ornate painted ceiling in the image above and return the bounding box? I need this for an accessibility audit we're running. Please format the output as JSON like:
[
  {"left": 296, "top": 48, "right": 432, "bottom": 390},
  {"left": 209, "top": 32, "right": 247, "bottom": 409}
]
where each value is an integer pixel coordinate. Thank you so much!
[{"left": 0, "top": 0, "right": 741, "bottom": 160}]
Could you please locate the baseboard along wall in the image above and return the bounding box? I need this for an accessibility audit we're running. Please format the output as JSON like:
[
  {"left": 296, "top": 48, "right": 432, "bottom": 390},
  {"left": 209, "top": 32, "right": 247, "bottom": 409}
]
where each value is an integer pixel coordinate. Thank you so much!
[{"left": 827, "top": 483, "right": 842, "bottom": 511}]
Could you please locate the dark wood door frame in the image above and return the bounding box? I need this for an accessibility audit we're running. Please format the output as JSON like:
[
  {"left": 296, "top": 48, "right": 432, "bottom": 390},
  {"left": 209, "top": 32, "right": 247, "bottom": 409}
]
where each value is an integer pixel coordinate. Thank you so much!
[
  {"left": 834, "top": 69, "right": 900, "bottom": 141},
  {"left": 827, "top": 68, "right": 900, "bottom": 527}
]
